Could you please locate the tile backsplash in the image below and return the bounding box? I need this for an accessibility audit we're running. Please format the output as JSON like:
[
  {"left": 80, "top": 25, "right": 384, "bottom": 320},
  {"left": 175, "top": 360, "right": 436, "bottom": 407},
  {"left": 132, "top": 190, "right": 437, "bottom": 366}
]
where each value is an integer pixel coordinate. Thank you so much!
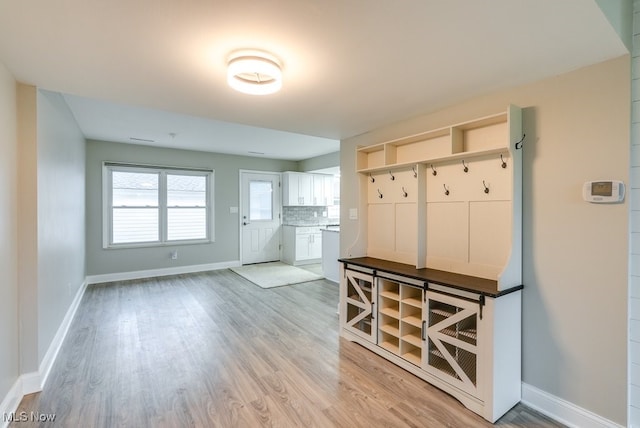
[{"left": 283, "top": 206, "right": 338, "bottom": 226}]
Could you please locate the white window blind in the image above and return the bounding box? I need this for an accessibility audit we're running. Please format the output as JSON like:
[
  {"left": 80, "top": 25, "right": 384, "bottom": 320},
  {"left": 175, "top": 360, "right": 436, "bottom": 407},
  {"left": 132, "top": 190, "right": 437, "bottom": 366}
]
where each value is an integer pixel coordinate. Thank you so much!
[
  {"left": 103, "top": 163, "right": 214, "bottom": 248},
  {"left": 167, "top": 174, "right": 207, "bottom": 241},
  {"left": 112, "top": 171, "right": 160, "bottom": 244}
]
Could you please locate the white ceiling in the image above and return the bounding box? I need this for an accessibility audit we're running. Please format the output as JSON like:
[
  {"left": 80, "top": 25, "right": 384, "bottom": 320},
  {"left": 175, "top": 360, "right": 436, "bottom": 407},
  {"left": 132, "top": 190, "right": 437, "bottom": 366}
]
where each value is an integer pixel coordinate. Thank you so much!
[{"left": 0, "top": 0, "right": 628, "bottom": 161}]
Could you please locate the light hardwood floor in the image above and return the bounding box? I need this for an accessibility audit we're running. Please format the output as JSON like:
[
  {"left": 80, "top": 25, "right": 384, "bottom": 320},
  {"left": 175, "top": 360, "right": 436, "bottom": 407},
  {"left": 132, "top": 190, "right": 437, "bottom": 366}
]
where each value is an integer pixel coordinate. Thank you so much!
[{"left": 12, "top": 270, "right": 563, "bottom": 427}]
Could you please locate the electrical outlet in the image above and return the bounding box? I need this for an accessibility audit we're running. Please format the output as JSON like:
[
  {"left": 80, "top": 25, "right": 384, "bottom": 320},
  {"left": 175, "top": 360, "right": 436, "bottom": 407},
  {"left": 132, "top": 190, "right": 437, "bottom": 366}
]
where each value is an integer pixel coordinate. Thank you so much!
[{"left": 170, "top": 251, "right": 178, "bottom": 260}]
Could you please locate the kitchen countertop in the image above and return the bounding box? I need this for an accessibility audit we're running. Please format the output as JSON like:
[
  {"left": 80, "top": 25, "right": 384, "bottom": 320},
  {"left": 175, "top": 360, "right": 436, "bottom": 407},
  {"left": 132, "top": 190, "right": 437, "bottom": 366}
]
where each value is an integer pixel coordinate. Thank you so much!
[{"left": 283, "top": 223, "right": 340, "bottom": 230}]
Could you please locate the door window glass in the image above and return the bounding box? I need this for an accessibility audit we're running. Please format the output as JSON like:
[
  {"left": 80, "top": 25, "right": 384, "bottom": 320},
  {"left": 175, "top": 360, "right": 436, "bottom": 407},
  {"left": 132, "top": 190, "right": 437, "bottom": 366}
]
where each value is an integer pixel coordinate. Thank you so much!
[{"left": 249, "top": 180, "right": 273, "bottom": 220}]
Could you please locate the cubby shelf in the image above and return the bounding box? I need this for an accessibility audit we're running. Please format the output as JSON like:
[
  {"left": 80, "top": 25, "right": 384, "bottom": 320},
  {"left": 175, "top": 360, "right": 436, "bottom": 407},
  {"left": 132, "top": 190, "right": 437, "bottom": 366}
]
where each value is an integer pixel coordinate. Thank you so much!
[
  {"left": 402, "top": 315, "right": 422, "bottom": 328},
  {"left": 380, "top": 324, "right": 400, "bottom": 336},
  {"left": 356, "top": 147, "right": 508, "bottom": 174},
  {"left": 402, "top": 334, "right": 423, "bottom": 348},
  {"left": 380, "top": 307, "right": 400, "bottom": 318},
  {"left": 380, "top": 340, "right": 400, "bottom": 354},
  {"left": 356, "top": 111, "right": 510, "bottom": 173},
  {"left": 402, "top": 297, "right": 422, "bottom": 308},
  {"left": 380, "top": 290, "right": 400, "bottom": 300}
]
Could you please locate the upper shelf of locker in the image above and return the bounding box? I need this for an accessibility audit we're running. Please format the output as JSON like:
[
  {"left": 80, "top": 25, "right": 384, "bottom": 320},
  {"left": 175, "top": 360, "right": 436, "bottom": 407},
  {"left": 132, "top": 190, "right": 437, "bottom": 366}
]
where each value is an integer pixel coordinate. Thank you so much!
[{"left": 356, "top": 106, "right": 523, "bottom": 174}]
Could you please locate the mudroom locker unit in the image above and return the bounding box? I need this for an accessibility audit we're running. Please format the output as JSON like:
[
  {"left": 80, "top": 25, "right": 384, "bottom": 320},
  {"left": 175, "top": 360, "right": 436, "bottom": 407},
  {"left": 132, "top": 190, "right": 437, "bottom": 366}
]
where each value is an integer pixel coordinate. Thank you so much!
[{"left": 339, "top": 105, "right": 523, "bottom": 423}]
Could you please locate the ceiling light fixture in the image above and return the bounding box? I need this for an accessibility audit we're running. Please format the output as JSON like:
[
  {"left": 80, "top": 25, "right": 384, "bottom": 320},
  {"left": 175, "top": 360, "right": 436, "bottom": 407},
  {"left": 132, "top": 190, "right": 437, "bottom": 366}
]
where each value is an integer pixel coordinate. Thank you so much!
[{"left": 227, "top": 52, "right": 282, "bottom": 95}]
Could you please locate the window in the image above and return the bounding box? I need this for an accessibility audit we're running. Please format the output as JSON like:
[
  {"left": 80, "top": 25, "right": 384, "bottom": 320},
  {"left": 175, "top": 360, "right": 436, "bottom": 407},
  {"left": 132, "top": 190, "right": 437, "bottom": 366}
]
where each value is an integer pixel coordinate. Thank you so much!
[{"left": 103, "top": 163, "right": 214, "bottom": 248}]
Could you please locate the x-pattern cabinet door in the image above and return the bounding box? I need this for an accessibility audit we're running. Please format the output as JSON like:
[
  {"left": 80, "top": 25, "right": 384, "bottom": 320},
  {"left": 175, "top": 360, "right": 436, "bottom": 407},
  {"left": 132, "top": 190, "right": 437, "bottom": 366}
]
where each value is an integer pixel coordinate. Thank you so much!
[
  {"left": 343, "top": 270, "right": 377, "bottom": 343},
  {"left": 424, "top": 290, "right": 481, "bottom": 398}
]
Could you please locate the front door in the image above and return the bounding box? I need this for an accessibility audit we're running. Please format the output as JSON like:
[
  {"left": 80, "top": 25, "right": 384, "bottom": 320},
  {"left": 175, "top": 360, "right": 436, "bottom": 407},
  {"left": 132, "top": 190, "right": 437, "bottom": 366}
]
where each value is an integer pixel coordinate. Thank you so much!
[{"left": 240, "top": 171, "right": 281, "bottom": 264}]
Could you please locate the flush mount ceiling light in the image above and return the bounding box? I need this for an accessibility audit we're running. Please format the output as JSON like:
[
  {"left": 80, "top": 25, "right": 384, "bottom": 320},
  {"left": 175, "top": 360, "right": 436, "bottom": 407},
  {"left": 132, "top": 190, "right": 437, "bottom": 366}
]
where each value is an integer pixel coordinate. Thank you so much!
[{"left": 227, "top": 52, "right": 282, "bottom": 95}]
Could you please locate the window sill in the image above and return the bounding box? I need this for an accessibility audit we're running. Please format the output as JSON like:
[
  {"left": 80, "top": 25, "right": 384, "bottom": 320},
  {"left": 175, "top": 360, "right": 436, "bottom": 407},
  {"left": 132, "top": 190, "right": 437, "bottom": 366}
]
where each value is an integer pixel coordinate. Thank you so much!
[{"left": 103, "top": 239, "right": 214, "bottom": 250}]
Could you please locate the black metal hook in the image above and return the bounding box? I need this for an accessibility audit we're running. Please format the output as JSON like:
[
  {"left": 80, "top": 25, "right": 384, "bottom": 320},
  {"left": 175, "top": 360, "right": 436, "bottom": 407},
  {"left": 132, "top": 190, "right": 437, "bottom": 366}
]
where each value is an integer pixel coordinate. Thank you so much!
[
  {"left": 377, "top": 189, "right": 383, "bottom": 199},
  {"left": 500, "top": 154, "right": 507, "bottom": 169},
  {"left": 402, "top": 187, "right": 408, "bottom": 198},
  {"left": 443, "top": 184, "right": 450, "bottom": 196},
  {"left": 483, "top": 180, "right": 490, "bottom": 194},
  {"left": 369, "top": 173, "right": 375, "bottom": 183},
  {"left": 389, "top": 171, "right": 395, "bottom": 181},
  {"left": 515, "top": 134, "right": 525, "bottom": 150},
  {"left": 431, "top": 164, "right": 437, "bottom": 176},
  {"left": 462, "top": 160, "right": 469, "bottom": 173},
  {"left": 412, "top": 166, "right": 417, "bottom": 178}
]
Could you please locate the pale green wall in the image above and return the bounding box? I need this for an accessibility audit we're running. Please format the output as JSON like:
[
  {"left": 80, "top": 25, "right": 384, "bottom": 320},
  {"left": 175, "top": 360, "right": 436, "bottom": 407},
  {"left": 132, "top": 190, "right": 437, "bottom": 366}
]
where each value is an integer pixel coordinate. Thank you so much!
[
  {"left": 596, "top": 0, "right": 633, "bottom": 51},
  {"left": 86, "top": 140, "right": 298, "bottom": 276},
  {"left": 0, "top": 62, "right": 19, "bottom": 408},
  {"left": 340, "top": 56, "right": 630, "bottom": 424},
  {"left": 299, "top": 151, "right": 339, "bottom": 172},
  {"left": 17, "top": 83, "right": 38, "bottom": 373},
  {"left": 36, "top": 90, "right": 86, "bottom": 363}
]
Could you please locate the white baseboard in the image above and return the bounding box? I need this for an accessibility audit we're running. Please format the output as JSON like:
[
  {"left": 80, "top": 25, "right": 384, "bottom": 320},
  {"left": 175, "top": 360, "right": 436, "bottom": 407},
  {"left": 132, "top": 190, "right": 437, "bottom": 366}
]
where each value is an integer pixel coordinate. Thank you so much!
[
  {"left": 37, "top": 279, "right": 88, "bottom": 390},
  {"left": 522, "top": 382, "right": 624, "bottom": 428},
  {"left": 18, "top": 372, "right": 40, "bottom": 396},
  {"left": 0, "top": 279, "right": 87, "bottom": 428},
  {"left": 0, "top": 377, "right": 23, "bottom": 428},
  {"left": 85, "top": 260, "right": 241, "bottom": 285}
]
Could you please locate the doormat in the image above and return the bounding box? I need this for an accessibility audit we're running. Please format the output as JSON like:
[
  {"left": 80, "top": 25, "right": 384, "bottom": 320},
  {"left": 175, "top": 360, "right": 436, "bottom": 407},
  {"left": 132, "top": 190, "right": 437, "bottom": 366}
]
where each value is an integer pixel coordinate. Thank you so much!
[{"left": 230, "top": 262, "right": 323, "bottom": 289}]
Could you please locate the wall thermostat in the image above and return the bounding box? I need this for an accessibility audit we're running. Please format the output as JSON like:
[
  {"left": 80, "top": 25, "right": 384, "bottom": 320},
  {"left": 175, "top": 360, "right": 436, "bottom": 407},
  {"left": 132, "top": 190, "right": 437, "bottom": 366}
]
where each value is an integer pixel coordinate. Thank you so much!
[{"left": 582, "top": 180, "right": 625, "bottom": 203}]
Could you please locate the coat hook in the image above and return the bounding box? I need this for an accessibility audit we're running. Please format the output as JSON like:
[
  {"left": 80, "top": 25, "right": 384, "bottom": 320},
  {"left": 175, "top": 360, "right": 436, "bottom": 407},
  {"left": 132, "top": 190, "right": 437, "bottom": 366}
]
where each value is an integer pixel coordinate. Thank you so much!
[
  {"left": 369, "top": 173, "right": 375, "bottom": 183},
  {"left": 377, "top": 189, "right": 383, "bottom": 199},
  {"left": 462, "top": 160, "right": 469, "bottom": 173},
  {"left": 483, "top": 180, "right": 490, "bottom": 194},
  {"left": 402, "top": 187, "right": 408, "bottom": 198},
  {"left": 389, "top": 171, "right": 395, "bottom": 181},
  {"left": 431, "top": 164, "right": 437, "bottom": 176},
  {"left": 412, "top": 166, "right": 417, "bottom": 178},
  {"left": 443, "top": 184, "right": 450, "bottom": 196},
  {"left": 515, "top": 133, "right": 526, "bottom": 150},
  {"left": 500, "top": 154, "right": 507, "bottom": 168}
]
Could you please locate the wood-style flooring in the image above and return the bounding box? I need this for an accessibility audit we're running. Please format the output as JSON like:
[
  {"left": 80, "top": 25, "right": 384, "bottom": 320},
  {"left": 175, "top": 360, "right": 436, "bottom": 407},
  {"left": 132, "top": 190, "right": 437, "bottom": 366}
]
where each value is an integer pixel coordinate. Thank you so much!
[{"left": 12, "top": 269, "right": 564, "bottom": 427}]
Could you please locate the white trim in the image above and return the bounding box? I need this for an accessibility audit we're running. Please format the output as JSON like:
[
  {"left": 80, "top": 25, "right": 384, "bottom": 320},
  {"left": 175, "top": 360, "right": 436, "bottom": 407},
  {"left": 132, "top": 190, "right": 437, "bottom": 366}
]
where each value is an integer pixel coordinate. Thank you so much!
[
  {"left": 38, "top": 280, "right": 88, "bottom": 390},
  {"left": 18, "top": 372, "right": 40, "bottom": 396},
  {"left": 0, "top": 377, "right": 23, "bottom": 428},
  {"left": 1, "top": 279, "right": 87, "bottom": 428},
  {"left": 522, "top": 382, "right": 624, "bottom": 428},
  {"left": 102, "top": 163, "right": 215, "bottom": 248},
  {"left": 85, "top": 260, "right": 241, "bottom": 285}
]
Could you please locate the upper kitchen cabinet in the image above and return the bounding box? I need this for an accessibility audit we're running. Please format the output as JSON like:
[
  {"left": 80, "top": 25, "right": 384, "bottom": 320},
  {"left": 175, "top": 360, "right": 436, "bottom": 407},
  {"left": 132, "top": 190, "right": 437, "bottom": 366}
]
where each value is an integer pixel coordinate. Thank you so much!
[{"left": 283, "top": 172, "right": 334, "bottom": 206}]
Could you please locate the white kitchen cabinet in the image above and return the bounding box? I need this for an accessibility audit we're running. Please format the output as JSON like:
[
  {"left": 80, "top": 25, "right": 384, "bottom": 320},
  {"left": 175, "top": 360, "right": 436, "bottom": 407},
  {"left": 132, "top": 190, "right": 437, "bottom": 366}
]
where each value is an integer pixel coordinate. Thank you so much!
[
  {"left": 283, "top": 172, "right": 312, "bottom": 206},
  {"left": 312, "top": 174, "right": 325, "bottom": 205},
  {"left": 311, "top": 174, "right": 335, "bottom": 206},
  {"left": 282, "top": 225, "right": 322, "bottom": 265},
  {"left": 322, "top": 174, "right": 335, "bottom": 205},
  {"left": 321, "top": 228, "right": 340, "bottom": 282},
  {"left": 283, "top": 172, "right": 334, "bottom": 206}
]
